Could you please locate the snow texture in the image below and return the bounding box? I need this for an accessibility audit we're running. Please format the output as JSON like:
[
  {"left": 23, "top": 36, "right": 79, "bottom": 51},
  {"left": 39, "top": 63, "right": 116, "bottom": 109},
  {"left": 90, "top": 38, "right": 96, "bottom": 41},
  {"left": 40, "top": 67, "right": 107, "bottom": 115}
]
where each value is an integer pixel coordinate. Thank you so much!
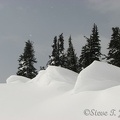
[
  {"left": 74, "top": 61, "right": 120, "bottom": 92},
  {"left": 0, "top": 61, "right": 120, "bottom": 120}
]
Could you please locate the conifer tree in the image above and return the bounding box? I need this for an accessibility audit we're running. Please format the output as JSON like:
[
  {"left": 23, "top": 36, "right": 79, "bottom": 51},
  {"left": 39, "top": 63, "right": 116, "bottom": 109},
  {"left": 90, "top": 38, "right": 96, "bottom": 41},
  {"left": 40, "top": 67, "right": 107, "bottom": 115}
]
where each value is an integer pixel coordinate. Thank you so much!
[
  {"left": 66, "top": 36, "right": 77, "bottom": 72},
  {"left": 49, "top": 36, "right": 59, "bottom": 66},
  {"left": 79, "top": 44, "right": 90, "bottom": 70},
  {"left": 48, "top": 33, "right": 66, "bottom": 68},
  {"left": 107, "top": 27, "right": 120, "bottom": 67},
  {"left": 88, "top": 23, "right": 101, "bottom": 62},
  {"left": 79, "top": 24, "right": 101, "bottom": 70},
  {"left": 17, "top": 40, "right": 37, "bottom": 79},
  {"left": 58, "top": 33, "right": 65, "bottom": 67}
]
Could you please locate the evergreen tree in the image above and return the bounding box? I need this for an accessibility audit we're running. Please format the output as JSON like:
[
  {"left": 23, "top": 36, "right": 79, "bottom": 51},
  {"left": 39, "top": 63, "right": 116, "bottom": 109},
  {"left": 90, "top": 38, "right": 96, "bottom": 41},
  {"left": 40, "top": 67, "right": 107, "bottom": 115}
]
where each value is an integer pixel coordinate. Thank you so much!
[
  {"left": 79, "top": 44, "right": 90, "bottom": 70},
  {"left": 58, "top": 33, "right": 65, "bottom": 67},
  {"left": 107, "top": 27, "right": 120, "bottom": 67},
  {"left": 88, "top": 23, "right": 101, "bottom": 62},
  {"left": 66, "top": 36, "right": 77, "bottom": 72},
  {"left": 17, "top": 40, "right": 37, "bottom": 79},
  {"left": 49, "top": 36, "right": 59, "bottom": 66},
  {"left": 79, "top": 24, "right": 101, "bottom": 70}
]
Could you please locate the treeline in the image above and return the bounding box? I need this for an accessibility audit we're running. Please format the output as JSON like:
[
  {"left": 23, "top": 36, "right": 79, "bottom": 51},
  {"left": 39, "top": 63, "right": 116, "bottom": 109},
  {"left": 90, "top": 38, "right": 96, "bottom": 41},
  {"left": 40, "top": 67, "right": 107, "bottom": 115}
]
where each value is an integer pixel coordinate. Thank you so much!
[{"left": 16, "top": 23, "right": 120, "bottom": 78}]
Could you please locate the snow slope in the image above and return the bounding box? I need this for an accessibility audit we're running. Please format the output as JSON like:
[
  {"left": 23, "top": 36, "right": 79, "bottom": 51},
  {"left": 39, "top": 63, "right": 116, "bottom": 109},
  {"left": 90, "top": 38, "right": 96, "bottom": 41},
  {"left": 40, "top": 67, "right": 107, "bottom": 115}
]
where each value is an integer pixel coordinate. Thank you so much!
[
  {"left": 74, "top": 61, "right": 120, "bottom": 92},
  {"left": 0, "top": 62, "right": 120, "bottom": 120}
]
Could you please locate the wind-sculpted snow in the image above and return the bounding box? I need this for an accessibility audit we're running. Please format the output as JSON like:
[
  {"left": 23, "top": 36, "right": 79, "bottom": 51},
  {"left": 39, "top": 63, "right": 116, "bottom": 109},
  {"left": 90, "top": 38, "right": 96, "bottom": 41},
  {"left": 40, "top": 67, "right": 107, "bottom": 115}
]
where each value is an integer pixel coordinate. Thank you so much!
[
  {"left": 74, "top": 61, "right": 120, "bottom": 92},
  {"left": 32, "top": 65, "right": 77, "bottom": 85},
  {"left": 2, "top": 62, "right": 120, "bottom": 120},
  {"left": 6, "top": 75, "right": 30, "bottom": 83},
  {"left": 31, "top": 66, "right": 78, "bottom": 91}
]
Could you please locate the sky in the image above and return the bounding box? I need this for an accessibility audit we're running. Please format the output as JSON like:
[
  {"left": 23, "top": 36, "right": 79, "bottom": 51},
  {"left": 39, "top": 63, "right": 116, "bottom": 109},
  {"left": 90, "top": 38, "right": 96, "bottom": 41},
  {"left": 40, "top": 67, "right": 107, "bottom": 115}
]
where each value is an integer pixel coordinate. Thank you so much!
[{"left": 0, "top": 0, "right": 120, "bottom": 82}]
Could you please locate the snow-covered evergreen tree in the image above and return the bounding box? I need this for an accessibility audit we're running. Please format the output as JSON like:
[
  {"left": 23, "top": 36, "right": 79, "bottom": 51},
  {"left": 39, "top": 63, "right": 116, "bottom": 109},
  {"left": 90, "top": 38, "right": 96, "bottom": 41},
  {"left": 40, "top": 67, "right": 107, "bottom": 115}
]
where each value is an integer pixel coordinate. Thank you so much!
[
  {"left": 66, "top": 36, "right": 77, "bottom": 72},
  {"left": 58, "top": 33, "right": 65, "bottom": 67},
  {"left": 17, "top": 40, "right": 37, "bottom": 79},
  {"left": 107, "top": 27, "right": 120, "bottom": 67},
  {"left": 49, "top": 36, "right": 59, "bottom": 66}
]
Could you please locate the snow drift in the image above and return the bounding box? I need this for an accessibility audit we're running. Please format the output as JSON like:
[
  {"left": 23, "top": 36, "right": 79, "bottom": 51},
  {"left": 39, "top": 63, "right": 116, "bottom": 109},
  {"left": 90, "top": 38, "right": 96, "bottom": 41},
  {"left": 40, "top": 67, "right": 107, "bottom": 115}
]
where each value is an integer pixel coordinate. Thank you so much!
[
  {"left": 32, "top": 65, "right": 77, "bottom": 86},
  {"left": 74, "top": 61, "right": 120, "bottom": 92},
  {"left": 31, "top": 65, "right": 78, "bottom": 94},
  {"left": 6, "top": 75, "right": 30, "bottom": 83},
  {"left": 1, "top": 61, "right": 120, "bottom": 120}
]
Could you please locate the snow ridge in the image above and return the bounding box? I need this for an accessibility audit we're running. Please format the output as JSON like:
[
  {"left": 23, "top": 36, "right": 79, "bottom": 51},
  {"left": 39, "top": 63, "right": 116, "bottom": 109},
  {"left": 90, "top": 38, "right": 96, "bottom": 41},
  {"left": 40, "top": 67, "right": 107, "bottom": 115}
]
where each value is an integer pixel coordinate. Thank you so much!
[
  {"left": 2, "top": 61, "right": 120, "bottom": 120},
  {"left": 74, "top": 61, "right": 120, "bottom": 92}
]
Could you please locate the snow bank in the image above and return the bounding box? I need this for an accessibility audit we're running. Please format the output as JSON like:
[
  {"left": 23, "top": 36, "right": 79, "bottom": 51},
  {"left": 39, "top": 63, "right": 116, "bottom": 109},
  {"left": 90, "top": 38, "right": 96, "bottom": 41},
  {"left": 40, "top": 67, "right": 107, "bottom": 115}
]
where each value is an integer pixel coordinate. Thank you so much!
[
  {"left": 31, "top": 65, "right": 78, "bottom": 91},
  {"left": 27, "top": 85, "right": 120, "bottom": 120},
  {"left": 2, "top": 62, "right": 120, "bottom": 120},
  {"left": 74, "top": 61, "right": 120, "bottom": 92},
  {"left": 6, "top": 75, "right": 30, "bottom": 83}
]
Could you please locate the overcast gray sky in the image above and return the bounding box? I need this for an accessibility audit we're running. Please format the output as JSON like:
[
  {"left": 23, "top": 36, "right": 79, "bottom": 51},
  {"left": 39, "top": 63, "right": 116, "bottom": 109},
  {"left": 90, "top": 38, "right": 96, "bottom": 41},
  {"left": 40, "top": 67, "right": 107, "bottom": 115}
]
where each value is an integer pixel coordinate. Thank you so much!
[{"left": 0, "top": 0, "right": 120, "bottom": 82}]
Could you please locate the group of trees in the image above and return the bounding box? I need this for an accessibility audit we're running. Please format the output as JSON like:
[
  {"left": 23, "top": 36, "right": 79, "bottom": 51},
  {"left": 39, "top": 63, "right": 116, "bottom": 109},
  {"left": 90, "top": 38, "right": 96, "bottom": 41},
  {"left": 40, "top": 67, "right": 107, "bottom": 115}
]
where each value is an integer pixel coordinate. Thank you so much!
[
  {"left": 48, "top": 34, "right": 78, "bottom": 72},
  {"left": 16, "top": 23, "right": 120, "bottom": 79},
  {"left": 48, "top": 23, "right": 101, "bottom": 72}
]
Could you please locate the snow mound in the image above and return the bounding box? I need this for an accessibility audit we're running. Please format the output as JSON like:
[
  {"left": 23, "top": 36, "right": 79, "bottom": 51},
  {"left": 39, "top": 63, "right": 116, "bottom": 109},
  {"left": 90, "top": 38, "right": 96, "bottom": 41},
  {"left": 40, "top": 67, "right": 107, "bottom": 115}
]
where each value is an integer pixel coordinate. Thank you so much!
[
  {"left": 74, "top": 61, "right": 120, "bottom": 92},
  {"left": 31, "top": 66, "right": 78, "bottom": 91},
  {"left": 2, "top": 61, "right": 120, "bottom": 120},
  {"left": 6, "top": 75, "right": 30, "bottom": 84}
]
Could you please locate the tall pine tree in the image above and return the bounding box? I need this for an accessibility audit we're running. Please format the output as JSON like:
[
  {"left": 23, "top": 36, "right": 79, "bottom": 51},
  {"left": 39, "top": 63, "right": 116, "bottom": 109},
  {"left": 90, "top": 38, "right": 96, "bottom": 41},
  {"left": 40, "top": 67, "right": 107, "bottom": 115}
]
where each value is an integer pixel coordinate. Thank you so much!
[
  {"left": 49, "top": 36, "right": 59, "bottom": 66},
  {"left": 66, "top": 36, "right": 77, "bottom": 72},
  {"left": 107, "top": 27, "right": 120, "bottom": 67},
  {"left": 79, "top": 44, "right": 90, "bottom": 70},
  {"left": 58, "top": 33, "right": 65, "bottom": 67},
  {"left": 79, "top": 23, "right": 101, "bottom": 70},
  {"left": 17, "top": 40, "right": 38, "bottom": 79},
  {"left": 48, "top": 33, "right": 65, "bottom": 67}
]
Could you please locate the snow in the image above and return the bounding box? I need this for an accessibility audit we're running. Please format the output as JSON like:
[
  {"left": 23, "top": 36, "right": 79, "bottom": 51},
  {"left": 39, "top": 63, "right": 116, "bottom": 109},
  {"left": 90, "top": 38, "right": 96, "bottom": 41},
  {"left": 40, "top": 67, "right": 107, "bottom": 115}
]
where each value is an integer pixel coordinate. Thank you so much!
[
  {"left": 6, "top": 75, "right": 30, "bottom": 83},
  {"left": 74, "top": 61, "right": 120, "bottom": 92},
  {"left": 32, "top": 65, "right": 77, "bottom": 86},
  {"left": 0, "top": 61, "right": 120, "bottom": 120}
]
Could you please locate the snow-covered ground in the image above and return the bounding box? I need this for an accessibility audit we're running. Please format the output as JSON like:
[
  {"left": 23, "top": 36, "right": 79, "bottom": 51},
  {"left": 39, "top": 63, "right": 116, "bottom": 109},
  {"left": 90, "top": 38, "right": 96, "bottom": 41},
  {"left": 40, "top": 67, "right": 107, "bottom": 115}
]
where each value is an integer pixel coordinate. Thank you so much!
[{"left": 1, "top": 61, "right": 120, "bottom": 120}]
